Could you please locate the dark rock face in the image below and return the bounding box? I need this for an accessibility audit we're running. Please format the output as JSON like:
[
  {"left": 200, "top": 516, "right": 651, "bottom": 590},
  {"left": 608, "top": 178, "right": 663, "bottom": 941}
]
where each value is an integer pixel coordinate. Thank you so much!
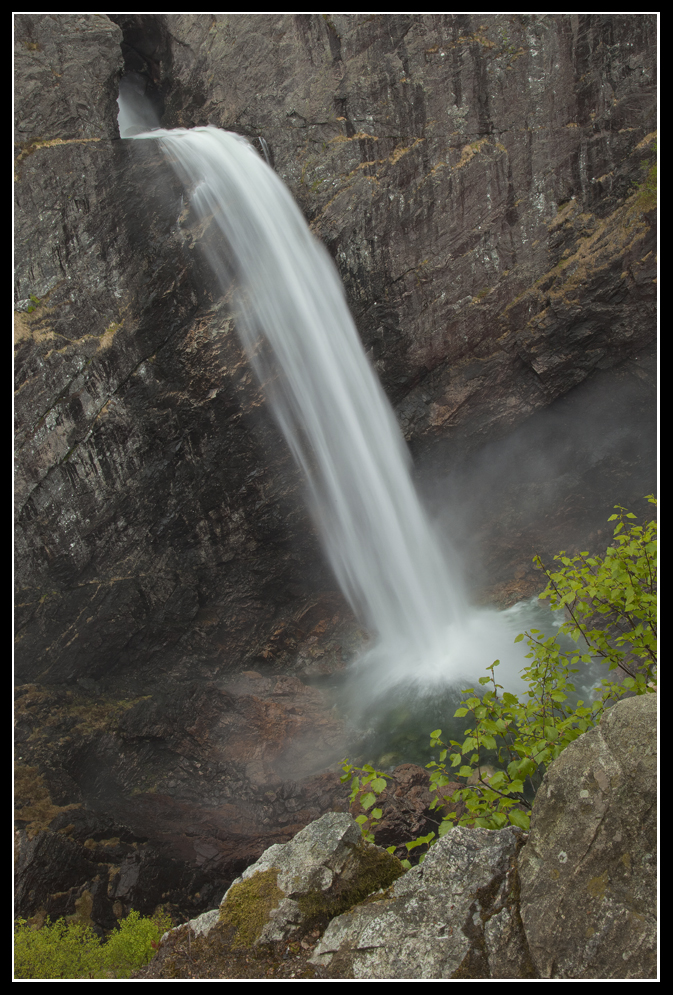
[
  {"left": 14, "top": 14, "right": 122, "bottom": 147},
  {"left": 14, "top": 677, "right": 351, "bottom": 925},
  {"left": 14, "top": 14, "right": 656, "bottom": 926},
  {"left": 349, "top": 762, "right": 464, "bottom": 860},
  {"left": 155, "top": 13, "right": 656, "bottom": 432}
]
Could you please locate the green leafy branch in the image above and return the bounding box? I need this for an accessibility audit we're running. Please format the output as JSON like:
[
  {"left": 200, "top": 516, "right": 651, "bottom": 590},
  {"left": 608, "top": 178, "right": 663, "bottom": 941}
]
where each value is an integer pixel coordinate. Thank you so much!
[
  {"left": 340, "top": 761, "right": 389, "bottom": 844},
  {"left": 339, "top": 762, "right": 436, "bottom": 868},
  {"left": 534, "top": 496, "right": 657, "bottom": 682},
  {"left": 342, "top": 498, "right": 657, "bottom": 844}
]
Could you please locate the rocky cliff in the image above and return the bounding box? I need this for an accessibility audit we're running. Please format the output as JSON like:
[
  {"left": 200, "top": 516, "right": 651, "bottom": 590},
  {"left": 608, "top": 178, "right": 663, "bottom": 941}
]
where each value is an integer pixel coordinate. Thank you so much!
[{"left": 14, "top": 14, "right": 656, "bottom": 928}]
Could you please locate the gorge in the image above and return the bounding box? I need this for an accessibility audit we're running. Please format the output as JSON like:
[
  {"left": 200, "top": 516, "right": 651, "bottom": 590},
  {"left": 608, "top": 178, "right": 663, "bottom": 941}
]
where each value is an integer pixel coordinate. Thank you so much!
[{"left": 15, "top": 13, "right": 656, "bottom": 942}]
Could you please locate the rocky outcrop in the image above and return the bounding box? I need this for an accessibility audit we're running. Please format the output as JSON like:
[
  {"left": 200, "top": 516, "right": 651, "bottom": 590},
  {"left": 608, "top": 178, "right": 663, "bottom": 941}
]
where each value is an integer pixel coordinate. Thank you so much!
[
  {"left": 518, "top": 692, "right": 657, "bottom": 979},
  {"left": 139, "top": 693, "right": 656, "bottom": 979},
  {"left": 310, "top": 824, "right": 532, "bottom": 978},
  {"left": 218, "top": 811, "right": 403, "bottom": 945},
  {"left": 15, "top": 14, "right": 656, "bottom": 927}
]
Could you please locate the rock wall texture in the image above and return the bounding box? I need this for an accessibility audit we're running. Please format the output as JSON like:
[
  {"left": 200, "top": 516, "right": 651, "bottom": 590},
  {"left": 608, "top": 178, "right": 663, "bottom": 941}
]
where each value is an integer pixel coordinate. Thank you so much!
[
  {"left": 519, "top": 692, "right": 657, "bottom": 978},
  {"left": 15, "top": 13, "right": 656, "bottom": 685},
  {"left": 15, "top": 14, "right": 656, "bottom": 928}
]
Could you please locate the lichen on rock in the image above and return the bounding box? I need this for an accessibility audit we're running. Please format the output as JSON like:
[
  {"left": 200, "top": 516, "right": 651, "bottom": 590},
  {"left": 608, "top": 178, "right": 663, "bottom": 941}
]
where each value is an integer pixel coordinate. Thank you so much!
[{"left": 309, "top": 824, "right": 533, "bottom": 978}]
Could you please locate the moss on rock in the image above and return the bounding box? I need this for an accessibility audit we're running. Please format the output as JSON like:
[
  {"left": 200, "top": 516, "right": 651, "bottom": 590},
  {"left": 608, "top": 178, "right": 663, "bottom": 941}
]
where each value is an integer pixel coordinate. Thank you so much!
[
  {"left": 297, "top": 840, "right": 404, "bottom": 928},
  {"left": 218, "top": 869, "right": 284, "bottom": 948}
]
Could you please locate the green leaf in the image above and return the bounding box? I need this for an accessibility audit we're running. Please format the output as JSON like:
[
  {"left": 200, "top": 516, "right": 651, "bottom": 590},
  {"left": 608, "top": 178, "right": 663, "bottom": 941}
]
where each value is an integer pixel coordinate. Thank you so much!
[
  {"left": 508, "top": 809, "right": 530, "bottom": 830},
  {"left": 517, "top": 758, "right": 537, "bottom": 778}
]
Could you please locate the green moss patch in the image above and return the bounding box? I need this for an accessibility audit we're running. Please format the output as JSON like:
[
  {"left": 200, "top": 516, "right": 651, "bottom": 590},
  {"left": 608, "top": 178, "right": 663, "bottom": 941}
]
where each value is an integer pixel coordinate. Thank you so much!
[
  {"left": 218, "top": 843, "right": 403, "bottom": 951},
  {"left": 219, "top": 870, "right": 284, "bottom": 949},
  {"left": 297, "top": 843, "right": 404, "bottom": 929}
]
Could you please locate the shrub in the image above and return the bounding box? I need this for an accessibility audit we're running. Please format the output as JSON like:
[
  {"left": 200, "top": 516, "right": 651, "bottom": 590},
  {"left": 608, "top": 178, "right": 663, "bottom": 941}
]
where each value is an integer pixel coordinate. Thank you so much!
[
  {"left": 343, "top": 498, "right": 657, "bottom": 840},
  {"left": 431, "top": 497, "right": 657, "bottom": 832},
  {"left": 14, "top": 908, "right": 173, "bottom": 979}
]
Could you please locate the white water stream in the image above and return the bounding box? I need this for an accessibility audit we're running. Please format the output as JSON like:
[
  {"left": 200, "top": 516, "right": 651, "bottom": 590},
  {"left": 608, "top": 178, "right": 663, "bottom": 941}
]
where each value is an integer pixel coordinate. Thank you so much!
[{"left": 121, "top": 94, "right": 541, "bottom": 698}]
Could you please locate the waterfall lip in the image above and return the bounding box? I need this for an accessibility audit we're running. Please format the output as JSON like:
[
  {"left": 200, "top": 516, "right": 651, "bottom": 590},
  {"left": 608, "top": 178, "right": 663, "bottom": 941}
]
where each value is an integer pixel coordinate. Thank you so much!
[
  {"left": 257, "top": 136, "right": 272, "bottom": 167},
  {"left": 117, "top": 71, "right": 161, "bottom": 139}
]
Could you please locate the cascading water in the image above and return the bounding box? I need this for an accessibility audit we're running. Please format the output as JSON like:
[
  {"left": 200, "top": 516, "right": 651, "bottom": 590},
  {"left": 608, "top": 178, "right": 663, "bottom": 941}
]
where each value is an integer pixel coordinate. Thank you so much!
[{"left": 119, "top": 85, "right": 540, "bottom": 704}]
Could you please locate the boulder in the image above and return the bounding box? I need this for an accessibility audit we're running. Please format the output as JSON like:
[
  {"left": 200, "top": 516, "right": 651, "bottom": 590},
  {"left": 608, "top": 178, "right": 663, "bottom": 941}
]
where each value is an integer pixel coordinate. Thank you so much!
[
  {"left": 309, "top": 823, "right": 532, "bottom": 978},
  {"left": 217, "top": 811, "right": 403, "bottom": 946},
  {"left": 518, "top": 692, "right": 657, "bottom": 979}
]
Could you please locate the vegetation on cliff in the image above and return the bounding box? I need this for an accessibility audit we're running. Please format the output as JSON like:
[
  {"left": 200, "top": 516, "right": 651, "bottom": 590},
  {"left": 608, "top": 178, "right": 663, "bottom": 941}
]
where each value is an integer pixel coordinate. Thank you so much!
[{"left": 344, "top": 498, "right": 657, "bottom": 849}]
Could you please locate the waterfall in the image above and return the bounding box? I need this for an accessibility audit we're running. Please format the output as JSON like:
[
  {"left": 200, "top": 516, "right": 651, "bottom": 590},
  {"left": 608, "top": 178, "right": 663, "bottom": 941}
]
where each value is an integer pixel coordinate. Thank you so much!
[{"left": 122, "top": 98, "right": 532, "bottom": 694}]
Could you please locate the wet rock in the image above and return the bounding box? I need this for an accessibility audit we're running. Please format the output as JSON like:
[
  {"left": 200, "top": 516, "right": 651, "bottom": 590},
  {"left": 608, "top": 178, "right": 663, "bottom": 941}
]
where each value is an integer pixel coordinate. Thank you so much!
[
  {"left": 349, "top": 762, "right": 464, "bottom": 860},
  {"left": 518, "top": 693, "right": 657, "bottom": 979},
  {"left": 14, "top": 678, "right": 351, "bottom": 927}
]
